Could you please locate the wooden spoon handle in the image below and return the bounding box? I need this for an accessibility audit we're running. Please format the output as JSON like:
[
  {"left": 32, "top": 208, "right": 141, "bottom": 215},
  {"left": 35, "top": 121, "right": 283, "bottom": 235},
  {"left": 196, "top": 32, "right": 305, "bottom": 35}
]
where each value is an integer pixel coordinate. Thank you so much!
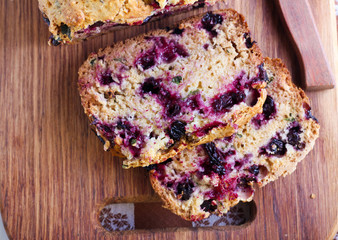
[{"left": 275, "top": 0, "right": 335, "bottom": 90}]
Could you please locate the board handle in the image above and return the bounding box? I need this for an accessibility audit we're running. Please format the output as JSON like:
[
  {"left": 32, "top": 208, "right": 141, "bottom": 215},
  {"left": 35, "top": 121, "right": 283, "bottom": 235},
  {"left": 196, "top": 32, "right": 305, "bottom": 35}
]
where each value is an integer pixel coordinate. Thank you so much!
[{"left": 275, "top": 0, "right": 335, "bottom": 90}]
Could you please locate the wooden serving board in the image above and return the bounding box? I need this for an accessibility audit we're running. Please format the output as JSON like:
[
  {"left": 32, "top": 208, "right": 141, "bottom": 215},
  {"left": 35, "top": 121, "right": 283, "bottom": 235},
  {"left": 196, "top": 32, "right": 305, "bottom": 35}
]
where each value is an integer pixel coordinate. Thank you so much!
[{"left": 0, "top": 0, "right": 337, "bottom": 239}]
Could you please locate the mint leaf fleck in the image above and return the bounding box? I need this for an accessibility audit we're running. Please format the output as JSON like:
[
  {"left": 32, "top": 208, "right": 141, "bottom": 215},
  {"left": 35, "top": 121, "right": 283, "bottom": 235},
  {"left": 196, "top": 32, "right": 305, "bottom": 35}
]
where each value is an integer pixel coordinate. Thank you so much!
[
  {"left": 130, "top": 138, "right": 137, "bottom": 146},
  {"left": 188, "top": 89, "right": 200, "bottom": 96},
  {"left": 172, "top": 76, "right": 182, "bottom": 84},
  {"left": 267, "top": 76, "right": 274, "bottom": 85}
]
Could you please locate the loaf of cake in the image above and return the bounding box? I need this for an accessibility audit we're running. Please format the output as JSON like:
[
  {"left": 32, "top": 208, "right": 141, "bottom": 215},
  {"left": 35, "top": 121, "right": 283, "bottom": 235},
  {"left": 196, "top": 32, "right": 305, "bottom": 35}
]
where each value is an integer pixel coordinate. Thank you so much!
[
  {"left": 78, "top": 10, "right": 267, "bottom": 168},
  {"left": 149, "top": 58, "right": 320, "bottom": 221},
  {"left": 38, "top": 0, "right": 216, "bottom": 45}
]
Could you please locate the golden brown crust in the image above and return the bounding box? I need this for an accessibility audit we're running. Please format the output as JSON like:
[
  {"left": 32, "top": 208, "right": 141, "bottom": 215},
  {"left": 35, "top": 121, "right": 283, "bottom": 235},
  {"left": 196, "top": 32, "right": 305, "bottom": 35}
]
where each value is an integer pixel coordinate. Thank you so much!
[
  {"left": 258, "top": 57, "right": 320, "bottom": 185},
  {"left": 38, "top": 0, "right": 214, "bottom": 44}
]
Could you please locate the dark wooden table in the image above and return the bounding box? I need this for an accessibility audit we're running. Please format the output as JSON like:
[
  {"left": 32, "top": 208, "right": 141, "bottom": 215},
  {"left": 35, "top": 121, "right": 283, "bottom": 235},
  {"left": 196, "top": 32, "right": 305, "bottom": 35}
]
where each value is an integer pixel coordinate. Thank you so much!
[{"left": 0, "top": 0, "right": 337, "bottom": 239}]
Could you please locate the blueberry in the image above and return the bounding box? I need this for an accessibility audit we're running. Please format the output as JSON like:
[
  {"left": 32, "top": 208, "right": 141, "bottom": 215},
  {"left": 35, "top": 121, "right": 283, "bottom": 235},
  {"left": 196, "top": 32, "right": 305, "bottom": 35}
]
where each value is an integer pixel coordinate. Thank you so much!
[
  {"left": 176, "top": 179, "right": 194, "bottom": 201},
  {"left": 202, "top": 143, "right": 231, "bottom": 176},
  {"left": 243, "top": 32, "right": 256, "bottom": 48},
  {"left": 303, "top": 102, "right": 318, "bottom": 123},
  {"left": 249, "top": 165, "right": 260, "bottom": 176},
  {"left": 166, "top": 101, "right": 181, "bottom": 117},
  {"left": 287, "top": 125, "right": 305, "bottom": 150},
  {"left": 42, "top": 15, "right": 50, "bottom": 26},
  {"left": 266, "top": 138, "right": 287, "bottom": 156},
  {"left": 203, "top": 142, "right": 223, "bottom": 165},
  {"left": 50, "top": 37, "right": 61, "bottom": 46},
  {"left": 237, "top": 176, "right": 256, "bottom": 188},
  {"left": 169, "top": 120, "right": 186, "bottom": 141},
  {"left": 200, "top": 199, "right": 217, "bottom": 212},
  {"left": 251, "top": 95, "right": 276, "bottom": 128},
  {"left": 171, "top": 28, "right": 184, "bottom": 35},
  {"left": 116, "top": 120, "right": 127, "bottom": 130},
  {"left": 136, "top": 50, "right": 156, "bottom": 70},
  {"left": 262, "top": 96, "right": 276, "bottom": 119},
  {"left": 212, "top": 91, "right": 245, "bottom": 113},
  {"left": 60, "top": 23, "right": 71, "bottom": 39},
  {"left": 144, "top": 164, "right": 157, "bottom": 171},
  {"left": 258, "top": 63, "right": 269, "bottom": 82},
  {"left": 141, "top": 77, "right": 161, "bottom": 94},
  {"left": 100, "top": 71, "right": 115, "bottom": 85},
  {"left": 201, "top": 12, "right": 223, "bottom": 32}
]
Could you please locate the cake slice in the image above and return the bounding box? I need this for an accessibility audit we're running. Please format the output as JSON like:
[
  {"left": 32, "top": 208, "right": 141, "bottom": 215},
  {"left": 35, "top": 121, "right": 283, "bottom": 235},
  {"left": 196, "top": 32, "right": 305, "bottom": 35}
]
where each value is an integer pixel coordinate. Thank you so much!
[
  {"left": 78, "top": 10, "right": 267, "bottom": 168},
  {"left": 38, "top": 0, "right": 216, "bottom": 45},
  {"left": 149, "top": 58, "right": 320, "bottom": 221}
]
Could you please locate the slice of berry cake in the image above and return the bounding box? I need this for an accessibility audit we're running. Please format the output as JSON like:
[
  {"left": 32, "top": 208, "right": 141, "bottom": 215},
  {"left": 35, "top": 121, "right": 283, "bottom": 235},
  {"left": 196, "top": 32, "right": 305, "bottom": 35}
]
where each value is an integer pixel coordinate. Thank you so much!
[
  {"left": 149, "top": 58, "right": 320, "bottom": 221},
  {"left": 39, "top": 0, "right": 216, "bottom": 45},
  {"left": 78, "top": 10, "right": 267, "bottom": 168}
]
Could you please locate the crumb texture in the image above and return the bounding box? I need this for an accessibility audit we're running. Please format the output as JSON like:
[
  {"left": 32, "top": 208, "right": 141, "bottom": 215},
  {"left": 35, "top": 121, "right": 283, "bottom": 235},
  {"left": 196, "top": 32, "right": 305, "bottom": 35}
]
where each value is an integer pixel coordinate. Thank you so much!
[
  {"left": 149, "top": 58, "right": 320, "bottom": 221},
  {"left": 78, "top": 10, "right": 267, "bottom": 168},
  {"left": 38, "top": 0, "right": 216, "bottom": 44}
]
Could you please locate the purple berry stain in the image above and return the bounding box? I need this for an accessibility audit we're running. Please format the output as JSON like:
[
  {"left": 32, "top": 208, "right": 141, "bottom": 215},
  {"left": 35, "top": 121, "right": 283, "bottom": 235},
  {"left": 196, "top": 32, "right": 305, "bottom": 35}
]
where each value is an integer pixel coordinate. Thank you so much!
[
  {"left": 94, "top": 118, "right": 145, "bottom": 157},
  {"left": 141, "top": 77, "right": 183, "bottom": 118},
  {"left": 194, "top": 121, "right": 227, "bottom": 137},
  {"left": 99, "top": 71, "right": 114, "bottom": 85},
  {"left": 135, "top": 37, "right": 189, "bottom": 70}
]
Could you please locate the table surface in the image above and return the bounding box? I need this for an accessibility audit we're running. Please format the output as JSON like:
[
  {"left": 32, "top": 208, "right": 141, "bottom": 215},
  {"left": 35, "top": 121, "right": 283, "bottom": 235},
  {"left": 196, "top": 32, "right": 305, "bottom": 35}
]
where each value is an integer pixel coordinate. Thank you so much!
[{"left": 0, "top": 0, "right": 338, "bottom": 239}]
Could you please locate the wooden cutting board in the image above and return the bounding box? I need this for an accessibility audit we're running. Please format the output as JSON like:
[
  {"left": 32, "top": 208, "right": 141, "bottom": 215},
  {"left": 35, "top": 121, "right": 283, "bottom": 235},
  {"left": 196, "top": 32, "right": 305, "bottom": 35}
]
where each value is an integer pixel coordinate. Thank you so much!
[{"left": 0, "top": 0, "right": 337, "bottom": 239}]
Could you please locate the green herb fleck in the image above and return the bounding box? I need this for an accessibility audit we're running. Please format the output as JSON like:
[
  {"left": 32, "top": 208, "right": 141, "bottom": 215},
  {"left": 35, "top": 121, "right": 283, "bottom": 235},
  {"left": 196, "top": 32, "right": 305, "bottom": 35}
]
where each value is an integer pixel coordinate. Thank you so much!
[
  {"left": 285, "top": 113, "right": 296, "bottom": 122},
  {"left": 285, "top": 117, "right": 295, "bottom": 122},
  {"left": 172, "top": 76, "right": 182, "bottom": 84},
  {"left": 222, "top": 143, "right": 229, "bottom": 150},
  {"left": 122, "top": 164, "right": 129, "bottom": 169},
  {"left": 188, "top": 89, "right": 200, "bottom": 97},
  {"left": 90, "top": 58, "right": 96, "bottom": 66},
  {"left": 114, "top": 58, "right": 126, "bottom": 63},
  {"left": 60, "top": 23, "right": 71, "bottom": 40},
  {"left": 130, "top": 138, "right": 137, "bottom": 146},
  {"left": 226, "top": 49, "right": 230, "bottom": 53},
  {"left": 267, "top": 76, "right": 274, "bottom": 85},
  {"left": 236, "top": 133, "right": 243, "bottom": 138}
]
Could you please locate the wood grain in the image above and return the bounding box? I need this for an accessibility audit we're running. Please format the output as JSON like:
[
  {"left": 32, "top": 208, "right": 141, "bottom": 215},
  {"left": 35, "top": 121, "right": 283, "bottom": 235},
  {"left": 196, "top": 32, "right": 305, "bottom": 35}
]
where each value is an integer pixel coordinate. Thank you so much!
[
  {"left": 0, "top": 0, "right": 337, "bottom": 239},
  {"left": 275, "top": 0, "right": 335, "bottom": 90}
]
